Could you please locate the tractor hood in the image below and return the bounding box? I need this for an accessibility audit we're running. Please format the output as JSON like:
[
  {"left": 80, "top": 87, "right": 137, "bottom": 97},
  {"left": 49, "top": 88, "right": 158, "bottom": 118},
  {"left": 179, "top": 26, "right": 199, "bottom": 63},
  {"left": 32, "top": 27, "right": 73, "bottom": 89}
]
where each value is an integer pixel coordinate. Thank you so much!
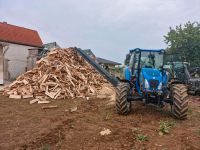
[
  {"left": 141, "top": 68, "right": 163, "bottom": 90},
  {"left": 141, "top": 68, "right": 162, "bottom": 81}
]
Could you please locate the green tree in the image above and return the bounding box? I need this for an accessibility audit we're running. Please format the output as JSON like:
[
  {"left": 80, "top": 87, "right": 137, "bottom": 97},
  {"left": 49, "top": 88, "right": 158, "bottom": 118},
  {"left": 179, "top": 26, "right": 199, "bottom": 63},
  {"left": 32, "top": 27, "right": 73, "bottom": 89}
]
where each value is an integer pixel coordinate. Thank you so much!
[{"left": 164, "top": 21, "right": 200, "bottom": 66}]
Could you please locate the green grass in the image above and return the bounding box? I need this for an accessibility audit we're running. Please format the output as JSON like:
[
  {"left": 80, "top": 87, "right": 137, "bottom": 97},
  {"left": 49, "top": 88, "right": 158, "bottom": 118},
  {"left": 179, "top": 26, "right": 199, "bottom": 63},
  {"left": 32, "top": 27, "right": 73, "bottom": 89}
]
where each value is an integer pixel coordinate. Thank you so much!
[
  {"left": 40, "top": 145, "right": 49, "bottom": 150},
  {"left": 131, "top": 128, "right": 149, "bottom": 142},
  {"left": 135, "top": 134, "right": 149, "bottom": 142},
  {"left": 158, "top": 120, "right": 175, "bottom": 135}
]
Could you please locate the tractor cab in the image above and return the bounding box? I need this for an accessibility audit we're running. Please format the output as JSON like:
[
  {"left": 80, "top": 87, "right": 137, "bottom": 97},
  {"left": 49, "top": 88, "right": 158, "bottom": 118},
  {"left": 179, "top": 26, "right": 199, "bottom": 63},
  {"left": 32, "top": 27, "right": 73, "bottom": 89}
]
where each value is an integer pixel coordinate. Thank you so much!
[{"left": 125, "top": 48, "right": 167, "bottom": 95}]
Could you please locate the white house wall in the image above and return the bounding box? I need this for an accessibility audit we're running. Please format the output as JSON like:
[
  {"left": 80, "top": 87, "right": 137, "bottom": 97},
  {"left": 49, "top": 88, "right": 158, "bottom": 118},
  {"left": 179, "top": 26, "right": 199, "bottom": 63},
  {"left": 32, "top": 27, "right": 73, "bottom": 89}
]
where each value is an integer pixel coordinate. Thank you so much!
[{"left": 4, "top": 43, "right": 38, "bottom": 80}]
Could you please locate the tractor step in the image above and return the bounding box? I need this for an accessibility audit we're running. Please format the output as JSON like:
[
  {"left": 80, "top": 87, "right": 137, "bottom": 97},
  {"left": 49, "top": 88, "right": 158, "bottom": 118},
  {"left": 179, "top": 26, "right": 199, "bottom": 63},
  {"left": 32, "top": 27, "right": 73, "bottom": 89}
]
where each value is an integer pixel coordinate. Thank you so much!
[
  {"left": 163, "top": 98, "right": 173, "bottom": 104},
  {"left": 127, "top": 96, "right": 143, "bottom": 101}
]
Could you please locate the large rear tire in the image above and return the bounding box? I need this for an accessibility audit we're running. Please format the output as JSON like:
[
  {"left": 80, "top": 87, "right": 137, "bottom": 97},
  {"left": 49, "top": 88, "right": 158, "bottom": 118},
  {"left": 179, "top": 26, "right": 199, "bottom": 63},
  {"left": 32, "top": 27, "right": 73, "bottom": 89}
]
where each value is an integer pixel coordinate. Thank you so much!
[
  {"left": 116, "top": 82, "right": 131, "bottom": 115},
  {"left": 171, "top": 84, "right": 189, "bottom": 120}
]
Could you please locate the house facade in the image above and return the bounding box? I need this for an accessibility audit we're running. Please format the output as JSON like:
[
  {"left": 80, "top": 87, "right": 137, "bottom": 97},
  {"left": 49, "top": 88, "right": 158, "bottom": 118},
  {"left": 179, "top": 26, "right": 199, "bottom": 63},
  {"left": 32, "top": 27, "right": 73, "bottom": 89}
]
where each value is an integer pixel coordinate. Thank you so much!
[{"left": 0, "top": 22, "right": 43, "bottom": 84}]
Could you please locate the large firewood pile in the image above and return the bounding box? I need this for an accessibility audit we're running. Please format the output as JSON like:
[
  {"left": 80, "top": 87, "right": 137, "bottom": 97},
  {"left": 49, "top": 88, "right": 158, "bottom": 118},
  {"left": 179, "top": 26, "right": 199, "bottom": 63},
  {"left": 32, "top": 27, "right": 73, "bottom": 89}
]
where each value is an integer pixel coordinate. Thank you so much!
[{"left": 3, "top": 48, "right": 106, "bottom": 99}]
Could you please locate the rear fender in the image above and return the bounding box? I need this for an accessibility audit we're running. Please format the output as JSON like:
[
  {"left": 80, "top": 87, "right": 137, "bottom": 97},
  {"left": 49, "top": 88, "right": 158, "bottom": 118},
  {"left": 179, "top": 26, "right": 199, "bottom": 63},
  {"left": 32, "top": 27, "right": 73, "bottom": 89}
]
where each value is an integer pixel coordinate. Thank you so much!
[{"left": 170, "top": 80, "right": 183, "bottom": 85}]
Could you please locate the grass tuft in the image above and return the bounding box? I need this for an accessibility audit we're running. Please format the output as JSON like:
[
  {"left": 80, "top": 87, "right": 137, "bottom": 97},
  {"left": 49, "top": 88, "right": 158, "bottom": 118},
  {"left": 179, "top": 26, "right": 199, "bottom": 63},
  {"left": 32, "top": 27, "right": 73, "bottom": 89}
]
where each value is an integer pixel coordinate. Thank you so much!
[
  {"left": 40, "top": 145, "right": 49, "bottom": 150},
  {"left": 135, "top": 134, "right": 149, "bottom": 142},
  {"left": 158, "top": 120, "right": 175, "bottom": 135}
]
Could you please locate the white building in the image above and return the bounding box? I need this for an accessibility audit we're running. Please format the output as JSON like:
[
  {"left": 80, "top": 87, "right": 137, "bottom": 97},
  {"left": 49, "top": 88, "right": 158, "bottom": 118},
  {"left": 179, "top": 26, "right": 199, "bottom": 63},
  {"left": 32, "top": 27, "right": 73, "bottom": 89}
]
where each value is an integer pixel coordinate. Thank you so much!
[{"left": 0, "top": 22, "right": 43, "bottom": 84}]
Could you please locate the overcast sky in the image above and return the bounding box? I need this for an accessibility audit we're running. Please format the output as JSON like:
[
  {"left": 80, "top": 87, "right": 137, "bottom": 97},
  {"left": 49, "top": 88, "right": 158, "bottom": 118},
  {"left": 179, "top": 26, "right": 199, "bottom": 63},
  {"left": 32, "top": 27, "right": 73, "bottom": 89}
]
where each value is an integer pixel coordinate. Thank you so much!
[{"left": 0, "top": 0, "right": 199, "bottom": 63}]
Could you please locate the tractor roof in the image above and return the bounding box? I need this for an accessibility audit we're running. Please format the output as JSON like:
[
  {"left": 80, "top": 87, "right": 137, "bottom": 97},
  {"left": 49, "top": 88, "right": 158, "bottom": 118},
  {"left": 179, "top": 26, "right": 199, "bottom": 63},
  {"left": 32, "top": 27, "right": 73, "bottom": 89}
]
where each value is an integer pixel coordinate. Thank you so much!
[{"left": 129, "top": 48, "right": 165, "bottom": 53}]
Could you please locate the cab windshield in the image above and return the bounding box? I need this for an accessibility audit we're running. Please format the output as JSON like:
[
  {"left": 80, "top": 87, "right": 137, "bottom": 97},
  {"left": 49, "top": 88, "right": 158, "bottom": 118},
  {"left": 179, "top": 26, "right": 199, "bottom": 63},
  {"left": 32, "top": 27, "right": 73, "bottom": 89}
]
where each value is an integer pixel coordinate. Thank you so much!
[{"left": 140, "top": 51, "right": 164, "bottom": 69}]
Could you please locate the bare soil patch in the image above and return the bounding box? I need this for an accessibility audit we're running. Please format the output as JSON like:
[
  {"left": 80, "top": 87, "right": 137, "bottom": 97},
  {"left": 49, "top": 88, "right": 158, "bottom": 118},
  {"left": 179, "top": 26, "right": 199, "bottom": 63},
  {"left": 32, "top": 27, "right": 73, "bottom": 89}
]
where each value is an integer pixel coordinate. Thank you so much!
[{"left": 0, "top": 95, "right": 200, "bottom": 150}]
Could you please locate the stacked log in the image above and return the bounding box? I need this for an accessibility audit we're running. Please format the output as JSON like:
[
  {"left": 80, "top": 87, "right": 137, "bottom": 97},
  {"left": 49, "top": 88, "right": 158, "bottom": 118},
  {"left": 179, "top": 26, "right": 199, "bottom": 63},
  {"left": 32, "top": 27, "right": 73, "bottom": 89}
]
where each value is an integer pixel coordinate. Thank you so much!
[{"left": 3, "top": 48, "right": 106, "bottom": 99}]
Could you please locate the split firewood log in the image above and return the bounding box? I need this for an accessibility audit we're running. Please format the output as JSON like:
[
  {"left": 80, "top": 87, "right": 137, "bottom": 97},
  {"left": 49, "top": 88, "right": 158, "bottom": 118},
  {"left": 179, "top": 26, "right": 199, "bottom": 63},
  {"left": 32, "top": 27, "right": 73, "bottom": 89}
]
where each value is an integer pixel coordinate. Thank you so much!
[{"left": 3, "top": 48, "right": 107, "bottom": 99}]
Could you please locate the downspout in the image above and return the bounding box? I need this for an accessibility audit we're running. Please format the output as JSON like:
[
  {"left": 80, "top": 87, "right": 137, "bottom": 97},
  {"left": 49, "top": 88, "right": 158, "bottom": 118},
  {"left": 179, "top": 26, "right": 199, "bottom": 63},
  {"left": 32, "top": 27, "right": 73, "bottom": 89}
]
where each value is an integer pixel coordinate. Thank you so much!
[
  {"left": 3, "top": 44, "right": 9, "bottom": 83},
  {"left": 0, "top": 43, "right": 9, "bottom": 84},
  {"left": 3, "top": 45, "right": 9, "bottom": 55}
]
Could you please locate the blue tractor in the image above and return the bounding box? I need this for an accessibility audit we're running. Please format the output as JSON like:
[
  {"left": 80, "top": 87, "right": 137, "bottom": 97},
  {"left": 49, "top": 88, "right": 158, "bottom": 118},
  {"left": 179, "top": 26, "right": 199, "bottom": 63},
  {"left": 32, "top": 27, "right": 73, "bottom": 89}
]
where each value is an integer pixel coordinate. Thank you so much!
[
  {"left": 116, "top": 48, "right": 189, "bottom": 119},
  {"left": 75, "top": 48, "right": 189, "bottom": 120}
]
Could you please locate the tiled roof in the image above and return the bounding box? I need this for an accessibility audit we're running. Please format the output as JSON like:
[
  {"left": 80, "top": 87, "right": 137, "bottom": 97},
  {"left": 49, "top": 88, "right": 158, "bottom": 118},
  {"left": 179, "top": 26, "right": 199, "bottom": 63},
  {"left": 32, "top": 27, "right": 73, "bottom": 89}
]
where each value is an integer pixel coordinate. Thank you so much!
[{"left": 0, "top": 22, "right": 43, "bottom": 47}]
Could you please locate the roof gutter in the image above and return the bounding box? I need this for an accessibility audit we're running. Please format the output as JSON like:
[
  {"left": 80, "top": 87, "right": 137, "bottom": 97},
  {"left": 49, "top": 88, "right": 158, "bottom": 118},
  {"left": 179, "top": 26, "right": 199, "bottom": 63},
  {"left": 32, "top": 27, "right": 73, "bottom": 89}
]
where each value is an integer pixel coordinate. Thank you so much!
[{"left": 0, "top": 39, "right": 44, "bottom": 48}]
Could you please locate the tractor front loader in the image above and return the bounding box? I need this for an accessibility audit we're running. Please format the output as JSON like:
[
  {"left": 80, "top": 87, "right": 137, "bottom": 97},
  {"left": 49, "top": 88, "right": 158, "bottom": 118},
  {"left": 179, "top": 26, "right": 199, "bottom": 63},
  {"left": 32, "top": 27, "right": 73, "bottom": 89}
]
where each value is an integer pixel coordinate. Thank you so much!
[{"left": 75, "top": 48, "right": 189, "bottom": 120}]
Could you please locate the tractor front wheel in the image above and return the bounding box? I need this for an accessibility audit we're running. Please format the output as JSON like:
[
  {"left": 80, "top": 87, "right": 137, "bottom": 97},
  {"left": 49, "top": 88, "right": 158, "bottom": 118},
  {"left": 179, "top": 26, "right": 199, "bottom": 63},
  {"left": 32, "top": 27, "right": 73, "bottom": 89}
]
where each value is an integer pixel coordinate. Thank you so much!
[
  {"left": 116, "top": 82, "right": 131, "bottom": 115},
  {"left": 171, "top": 84, "right": 189, "bottom": 120}
]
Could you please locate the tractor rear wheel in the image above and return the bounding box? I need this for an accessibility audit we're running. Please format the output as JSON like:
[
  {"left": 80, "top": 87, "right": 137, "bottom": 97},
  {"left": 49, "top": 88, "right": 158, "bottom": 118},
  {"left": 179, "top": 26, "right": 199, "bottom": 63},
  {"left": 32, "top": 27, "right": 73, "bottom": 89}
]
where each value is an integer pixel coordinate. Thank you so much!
[
  {"left": 116, "top": 82, "right": 131, "bottom": 115},
  {"left": 171, "top": 84, "right": 189, "bottom": 120}
]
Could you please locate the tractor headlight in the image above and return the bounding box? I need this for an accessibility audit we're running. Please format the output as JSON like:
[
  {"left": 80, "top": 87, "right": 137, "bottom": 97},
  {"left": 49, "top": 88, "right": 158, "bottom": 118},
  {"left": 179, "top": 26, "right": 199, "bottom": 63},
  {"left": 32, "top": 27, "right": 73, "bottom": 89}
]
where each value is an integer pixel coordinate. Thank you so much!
[
  {"left": 144, "top": 79, "right": 149, "bottom": 88},
  {"left": 158, "top": 82, "right": 162, "bottom": 90}
]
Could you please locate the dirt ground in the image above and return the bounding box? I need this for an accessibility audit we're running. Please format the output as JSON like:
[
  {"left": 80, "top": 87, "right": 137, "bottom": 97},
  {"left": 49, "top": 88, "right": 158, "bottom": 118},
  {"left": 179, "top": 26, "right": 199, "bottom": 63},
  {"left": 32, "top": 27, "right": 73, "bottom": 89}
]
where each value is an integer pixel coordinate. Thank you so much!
[{"left": 0, "top": 94, "right": 200, "bottom": 150}]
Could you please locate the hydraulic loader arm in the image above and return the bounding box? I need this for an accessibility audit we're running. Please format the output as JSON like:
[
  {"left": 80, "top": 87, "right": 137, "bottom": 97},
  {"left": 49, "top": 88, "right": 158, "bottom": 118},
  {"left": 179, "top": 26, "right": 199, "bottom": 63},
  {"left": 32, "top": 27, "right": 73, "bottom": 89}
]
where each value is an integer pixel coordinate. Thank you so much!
[{"left": 74, "top": 48, "right": 119, "bottom": 87}]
